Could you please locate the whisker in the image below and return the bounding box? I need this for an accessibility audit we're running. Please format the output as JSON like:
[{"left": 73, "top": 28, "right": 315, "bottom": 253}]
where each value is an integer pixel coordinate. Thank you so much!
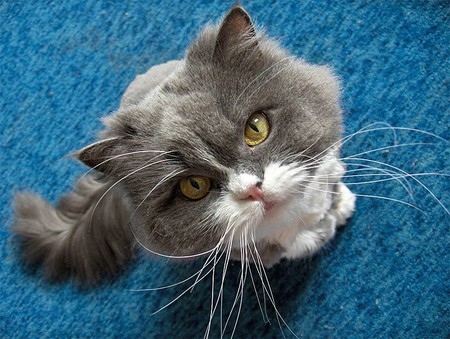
[
  {"left": 248, "top": 236, "right": 272, "bottom": 326},
  {"left": 130, "top": 197, "right": 240, "bottom": 261},
  {"left": 298, "top": 124, "right": 449, "bottom": 172},
  {"left": 149, "top": 265, "right": 217, "bottom": 316},
  {"left": 343, "top": 162, "right": 414, "bottom": 198},
  {"left": 130, "top": 239, "right": 225, "bottom": 293},
  {"left": 89, "top": 158, "right": 172, "bottom": 231},
  {"left": 339, "top": 125, "right": 448, "bottom": 150},
  {"left": 345, "top": 142, "right": 438, "bottom": 160},
  {"left": 220, "top": 229, "right": 235, "bottom": 336},
  {"left": 249, "top": 236, "right": 298, "bottom": 338},
  {"left": 233, "top": 56, "right": 295, "bottom": 113},
  {"left": 242, "top": 63, "right": 293, "bottom": 110},
  {"left": 345, "top": 157, "right": 449, "bottom": 215},
  {"left": 248, "top": 261, "right": 268, "bottom": 323},
  {"left": 129, "top": 169, "right": 184, "bottom": 222},
  {"left": 229, "top": 232, "right": 249, "bottom": 339},
  {"left": 203, "top": 242, "right": 221, "bottom": 339},
  {"left": 343, "top": 173, "right": 449, "bottom": 186},
  {"left": 302, "top": 162, "right": 414, "bottom": 199},
  {"left": 192, "top": 224, "right": 236, "bottom": 292},
  {"left": 76, "top": 149, "right": 173, "bottom": 185},
  {"left": 150, "top": 241, "right": 231, "bottom": 316},
  {"left": 130, "top": 225, "right": 215, "bottom": 260},
  {"left": 313, "top": 171, "right": 450, "bottom": 180},
  {"left": 353, "top": 193, "right": 425, "bottom": 213},
  {"left": 223, "top": 231, "right": 247, "bottom": 336}
]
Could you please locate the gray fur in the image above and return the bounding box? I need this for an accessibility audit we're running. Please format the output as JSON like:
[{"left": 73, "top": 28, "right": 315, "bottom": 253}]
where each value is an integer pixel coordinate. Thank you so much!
[{"left": 13, "top": 6, "right": 345, "bottom": 283}]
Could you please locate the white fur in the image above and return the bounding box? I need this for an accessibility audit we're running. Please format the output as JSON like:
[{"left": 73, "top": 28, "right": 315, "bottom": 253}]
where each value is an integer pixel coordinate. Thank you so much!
[{"left": 211, "top": 148, "right": 356, "bottom": 263}]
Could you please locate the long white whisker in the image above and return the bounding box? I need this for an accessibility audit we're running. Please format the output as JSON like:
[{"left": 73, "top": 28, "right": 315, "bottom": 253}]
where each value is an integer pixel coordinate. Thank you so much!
[
  {"left": 230, "top": 232, "right": 249, "bottom": 339},
  {"left": 192, "top": 224, "right": 236, "bottom": 292},
  {"left": 342, "top": 162, "right": 414, "bottom": 198},
  {"left": 345, "top": 157, "right": 449, "bottom": 215},
  {"left": 129, "top": 169, "right": 183, "bottom": 221},
  {"left": 89, "top": 158, "right": 172, "bottom": 230},
  {"left": 203, "top": 241, "right": 221, "bottom": 339},
  {"left": 345, "top": 142, "right": 438, "bottom": 159},
  {"left": 220, "top": 229, "right": 235, "bottom": 336},
  {"left": 130, "top": 188, "right": 240, "bottom": 261},
  {"left": 76, "top": 150, "right": 173, "bottom": 185},
  {"left": 130, "top": 224, "right": 215, "bottom": 260},
  {"left": 248, "top": 261, "right": 268, "bottom": 323},
  {"left": 353, "top": 193, "right": 425, "bottom": 213},
  {"left": 149, "top": 264, "right": 217, "bottom": 316},
  {"left": 130, "top": 238, "right": 226, "bottom": 293},
  {"left": 302, "top": 162, "right": 414, "bottom": 199},
  {"left": 343, "top": 173, "right": 449, "bottom": 186},
  {"left": 233, "top": 56, "right": 294, "bottom": 113},
  {"left": 311, "top": 171, "right": 450, "bottom": 180},
  {"left": 242, "top": 63, "right": 293, "bottom": 110},
  {"left": 223, "top": 230, "right": 247, "bottom": 336},
  {"left": 249, "top": 236, "right": 298, "bottom": 338},
  {"left": 150, "top": 240, "right": 231, "bottom": 316},
  {"left": 302, "top": 124, "right": 448, "bottom": 172}
]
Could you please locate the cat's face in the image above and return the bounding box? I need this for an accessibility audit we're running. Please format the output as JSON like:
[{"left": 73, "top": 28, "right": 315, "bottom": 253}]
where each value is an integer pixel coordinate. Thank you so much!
[{"left": 79, "top": 7, "right": 344, "bottom": 257}]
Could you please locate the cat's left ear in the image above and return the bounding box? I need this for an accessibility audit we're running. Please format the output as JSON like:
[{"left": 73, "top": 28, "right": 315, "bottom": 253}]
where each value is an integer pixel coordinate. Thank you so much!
[
  {"left": 213, "top": 6, "right": 259, "bottom": 62},
  {"left": 75, "top": 138, "right": 121, "bottom": 174}
]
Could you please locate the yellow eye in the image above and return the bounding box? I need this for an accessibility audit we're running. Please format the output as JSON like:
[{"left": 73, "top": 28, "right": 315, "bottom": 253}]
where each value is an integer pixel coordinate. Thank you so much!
[
  {"left": 244, "top": 112, "right": 270, "bottom": 146},
  {"left": 179, "top": 176, "right": 211, "bottom": 200}
]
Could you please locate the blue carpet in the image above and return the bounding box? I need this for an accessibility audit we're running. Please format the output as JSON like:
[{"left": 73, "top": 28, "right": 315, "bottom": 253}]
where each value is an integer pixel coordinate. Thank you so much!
[{"left": 1, "top": 1, "right": 449, "bottom": 337}]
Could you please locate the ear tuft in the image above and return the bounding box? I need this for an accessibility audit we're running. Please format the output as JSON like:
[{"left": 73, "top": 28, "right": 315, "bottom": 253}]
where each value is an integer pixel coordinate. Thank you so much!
[{"left": 214, "top": 6, "right": 257, "bottom": 61}]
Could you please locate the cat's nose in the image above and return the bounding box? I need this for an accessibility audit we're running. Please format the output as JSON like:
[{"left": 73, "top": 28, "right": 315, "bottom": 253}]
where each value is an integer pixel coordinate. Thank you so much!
[{"left": 244, "top": 185, "right": 264, "bottom": 201}]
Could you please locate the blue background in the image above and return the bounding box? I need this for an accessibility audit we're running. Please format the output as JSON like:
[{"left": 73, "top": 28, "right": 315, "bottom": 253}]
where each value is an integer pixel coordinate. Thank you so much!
[{"left": 1, "top": 1, "right": 449, "bottom": 337}]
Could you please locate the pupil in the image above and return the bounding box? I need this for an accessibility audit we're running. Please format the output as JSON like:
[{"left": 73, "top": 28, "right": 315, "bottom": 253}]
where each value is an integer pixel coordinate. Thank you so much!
[
  {"left": 249, "top": 123, "right": 259, "bottom": 133},
  {"left": 190, "top": 178, "right": 200, "bottom": 190}
]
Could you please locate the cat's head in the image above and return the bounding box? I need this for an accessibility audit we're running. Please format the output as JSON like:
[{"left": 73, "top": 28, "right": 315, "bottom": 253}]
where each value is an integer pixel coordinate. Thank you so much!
[{"left": 77, "top": 6, "right": 343, "bottom": 257}]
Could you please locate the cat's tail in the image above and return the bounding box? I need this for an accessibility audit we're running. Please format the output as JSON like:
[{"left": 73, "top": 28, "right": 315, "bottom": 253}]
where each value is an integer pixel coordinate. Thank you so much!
[{"left": 13, "top": 174, "right": 134, "bottom": 285}]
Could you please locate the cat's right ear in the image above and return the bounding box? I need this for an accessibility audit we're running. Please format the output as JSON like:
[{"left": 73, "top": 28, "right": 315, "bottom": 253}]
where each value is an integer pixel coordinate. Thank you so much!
[{"left": 75, "top": 138, "right": 121, "bottom": 174}]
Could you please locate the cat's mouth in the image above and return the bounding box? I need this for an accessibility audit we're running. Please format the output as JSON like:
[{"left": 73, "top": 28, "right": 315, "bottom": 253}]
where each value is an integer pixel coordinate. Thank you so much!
[
  {"left": 260, "top": 196, "right": 290, "bottom": 217},
  {"left": 263, "top": 200, "right": 277, "bottom": 211}
]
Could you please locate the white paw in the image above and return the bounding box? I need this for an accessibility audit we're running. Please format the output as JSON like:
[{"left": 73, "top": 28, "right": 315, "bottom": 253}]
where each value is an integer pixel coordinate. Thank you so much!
[
  {"left": 333, "top": 183, "right": 356, "bottom": 226},
  {"left": 283, "top": 217, "right": 336, "bottom": 260}
]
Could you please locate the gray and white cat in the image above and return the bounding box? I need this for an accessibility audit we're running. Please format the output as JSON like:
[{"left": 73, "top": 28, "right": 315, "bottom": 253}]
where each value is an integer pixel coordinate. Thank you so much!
[{"left": 13, "top": 6, "right": 355, "bottom": 284}]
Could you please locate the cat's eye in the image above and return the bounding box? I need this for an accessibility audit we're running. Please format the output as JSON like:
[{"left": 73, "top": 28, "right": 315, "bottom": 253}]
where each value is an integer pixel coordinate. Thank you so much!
[
  {"left": 244, "top": 112, "right": 270, "bottom": 146},
  {"left": 179, "top": 176, "right": 211, "bottom": 200}
]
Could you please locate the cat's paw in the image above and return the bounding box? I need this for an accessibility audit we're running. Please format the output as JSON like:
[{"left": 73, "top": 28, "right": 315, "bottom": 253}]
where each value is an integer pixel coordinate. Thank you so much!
[
  {"left": 332, "top": 183, "right": 356, "bottom": 226},
  {"left": 283, "top": 221, "right": 336, "bottom": 260},
  {"left": 257, "top": 243, "right": 284, "bottom": 268}
]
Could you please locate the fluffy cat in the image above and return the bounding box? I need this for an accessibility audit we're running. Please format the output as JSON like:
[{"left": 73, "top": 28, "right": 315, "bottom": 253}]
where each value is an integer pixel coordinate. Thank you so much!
[{"left": 13, "top": 5, "right": 355, "bottom": 285}]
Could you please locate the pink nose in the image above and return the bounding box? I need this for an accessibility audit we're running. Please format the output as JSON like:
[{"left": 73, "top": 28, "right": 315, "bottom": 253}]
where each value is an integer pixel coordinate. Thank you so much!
[{"left": 245, "top": 186, "right": 265, "bottom": 201}]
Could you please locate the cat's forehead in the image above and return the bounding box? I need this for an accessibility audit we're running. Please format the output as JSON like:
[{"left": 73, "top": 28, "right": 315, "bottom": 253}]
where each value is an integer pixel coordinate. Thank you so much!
[{"left": 157, "top": 91, "right": 242, "bottom": 174}]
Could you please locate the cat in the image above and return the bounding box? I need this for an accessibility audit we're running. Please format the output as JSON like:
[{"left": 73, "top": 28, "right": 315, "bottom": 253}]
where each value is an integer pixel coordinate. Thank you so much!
[{"left": 13, "top": 4, "right": 355, "bottom": 290}]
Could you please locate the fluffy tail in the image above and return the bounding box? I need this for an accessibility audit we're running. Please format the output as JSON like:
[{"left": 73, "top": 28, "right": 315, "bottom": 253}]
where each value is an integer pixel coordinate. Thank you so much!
[{"left": 13, "top": 175, "right": 133, "bottom": 284}]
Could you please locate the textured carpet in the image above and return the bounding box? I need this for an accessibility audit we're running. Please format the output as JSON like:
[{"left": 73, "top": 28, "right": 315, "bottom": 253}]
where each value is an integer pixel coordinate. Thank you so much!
[{"left": 1, "top": 1, "right": 449, "bottom": 338}]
